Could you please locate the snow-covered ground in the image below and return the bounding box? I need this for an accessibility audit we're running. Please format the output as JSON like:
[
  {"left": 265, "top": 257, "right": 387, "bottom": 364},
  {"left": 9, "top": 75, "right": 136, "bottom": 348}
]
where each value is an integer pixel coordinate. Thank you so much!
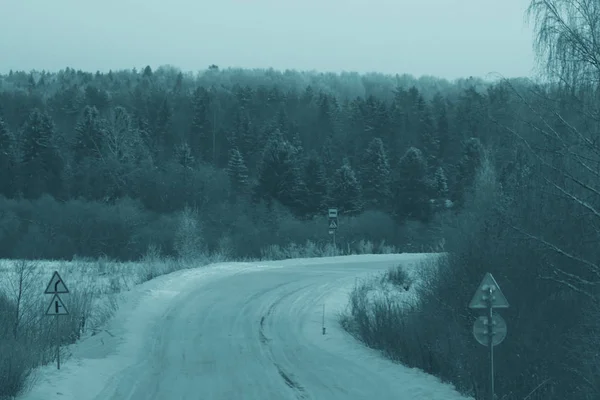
[{"left": 12, "top": 254, "right": 470, "bottom": 400}]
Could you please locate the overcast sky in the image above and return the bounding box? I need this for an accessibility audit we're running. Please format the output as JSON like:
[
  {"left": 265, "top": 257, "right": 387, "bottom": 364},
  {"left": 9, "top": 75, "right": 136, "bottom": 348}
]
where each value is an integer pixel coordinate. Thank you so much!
[{"left": 0, "top": 0, "right": 535, "bottom": 80}]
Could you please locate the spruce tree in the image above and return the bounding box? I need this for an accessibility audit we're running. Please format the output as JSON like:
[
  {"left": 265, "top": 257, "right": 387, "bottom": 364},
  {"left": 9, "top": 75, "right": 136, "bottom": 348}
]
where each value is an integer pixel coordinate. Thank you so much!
[
  {"left": 74, "top": 105, "right": 104, "bottom": 162},
  {"left": 175, "top": 142, "right": 195, "bottom": 169},
  {"left": 153, "top": 96, "right": 173, "bottom": 160},
  {"left": 432, "top": 166, "right": 450, "bottom": 211},
  {"left": 411, "top": 94, "right": 440, "bottom": 173},
  {"left": 256, "top": 134, "right": 304, "bottom": 212},
  {"left": 393, "top": 147, "right": 431, "bottom": 222},
  {"left": 20, "top": 109, "right": 63, "bottom": 199},
  {"left": 189, "top": 87, "right": 212, "bottom": 161},
  {"left": 0, "top": 117, "right": 17, "bottom": 197},
  {"left": 302, "top": 151, "right": 329, "bottom": 216},
  {"left": 331, "top": 159, "right": 363, "bottom": 216},
  {"left": 433, "top": 166, "right": 449, "bottom": 199},
  {"left": 454, "top": 137, "right": 484, "bottom": 207},
  {"left": 227, "top": 148, "right": 250, "bottom": 197},
  {"left": 360, "top": 137, "right": 391, "bottom": 210}
]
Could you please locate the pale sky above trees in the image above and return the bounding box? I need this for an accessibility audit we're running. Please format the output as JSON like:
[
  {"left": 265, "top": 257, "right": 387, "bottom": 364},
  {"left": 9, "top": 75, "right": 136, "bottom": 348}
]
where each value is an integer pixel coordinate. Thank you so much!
[{"left": 0, "top": 0, "right": 534, "bottom": 80}]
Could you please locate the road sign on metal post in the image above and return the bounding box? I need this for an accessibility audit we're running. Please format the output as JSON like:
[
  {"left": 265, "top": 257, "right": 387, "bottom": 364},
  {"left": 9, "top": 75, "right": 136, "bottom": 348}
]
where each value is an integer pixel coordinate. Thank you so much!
[
  {"left": 469, "top": 273, "right": 509, "bottom": 400},
  {"left": 46, "top": 294, "right": 69, "bottom": 316},
  {"left": 44, "top": 271, "right": 69, "bottom": 370},
  {"left": 473, "top": 314, "right": 507, "bottom": 347},
  {"left": 328, "top": 208, "right": 338, "bottom": 248},
  {"left": 44, "top": 271, "right": 69, "bottom": 294},
  {"left": 469, "top": 273, "right": 509, "bottom": 309}
]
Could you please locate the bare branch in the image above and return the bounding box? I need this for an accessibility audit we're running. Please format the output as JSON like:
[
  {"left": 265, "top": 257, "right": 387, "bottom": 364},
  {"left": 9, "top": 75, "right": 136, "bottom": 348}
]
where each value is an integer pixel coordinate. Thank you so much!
[
  {"left": 543, "top": 177, "right": 600, "bottom": 219},
  {"left": 540, "top": 275, "right": 596, "bottom": 298},
  {"left": 527, "top": 0, "right": 600, "bottom": 85},
  {"left": 523, "top": 378, "right": 553, "bottom": 400},
  {"left": 491, "top": 113, "right": 600, "bottom": 222},
  {"left": 490, "top": 82, "right": 600, "bottom": 215},
  {"left": 509, "top": 224, "right": 600, "bottom": 280}
]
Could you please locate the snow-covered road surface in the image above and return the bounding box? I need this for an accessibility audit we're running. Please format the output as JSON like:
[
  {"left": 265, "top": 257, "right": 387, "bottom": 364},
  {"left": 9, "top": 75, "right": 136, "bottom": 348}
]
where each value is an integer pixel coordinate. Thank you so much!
[{"left": 20, "top": 254, "right": 470, "bottom": 400}]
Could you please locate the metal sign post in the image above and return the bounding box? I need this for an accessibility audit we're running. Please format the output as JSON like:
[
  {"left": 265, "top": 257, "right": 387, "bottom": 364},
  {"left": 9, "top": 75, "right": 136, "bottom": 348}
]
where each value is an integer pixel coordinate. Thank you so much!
[
  {"left": 469, "top": 273, "right": 509, "bottom": 400},
  {"left": 328, "top": 208, "right": 338, "bottom": 248},
  {"left": 44, "top": 271, "right": 70, "bottom": 370}
]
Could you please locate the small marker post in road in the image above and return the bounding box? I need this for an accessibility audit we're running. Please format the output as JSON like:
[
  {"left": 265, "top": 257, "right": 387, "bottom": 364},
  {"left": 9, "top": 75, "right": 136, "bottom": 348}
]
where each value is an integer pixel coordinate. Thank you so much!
[
  {"left": 322, "top": 303, "right": 326, "bottom": 335},
  {"left": 469, "top": 273, "right": 509, "bottom": 400},
  {"left": 44, "top": 271, "right": 70, "bottom": 370}
]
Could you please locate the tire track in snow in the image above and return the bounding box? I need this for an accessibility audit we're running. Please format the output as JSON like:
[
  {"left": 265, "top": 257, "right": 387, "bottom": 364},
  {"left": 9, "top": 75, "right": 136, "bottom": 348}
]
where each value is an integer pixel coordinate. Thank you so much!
[{"left": 257, "top": 282, "right": 314, "bottom": 399}]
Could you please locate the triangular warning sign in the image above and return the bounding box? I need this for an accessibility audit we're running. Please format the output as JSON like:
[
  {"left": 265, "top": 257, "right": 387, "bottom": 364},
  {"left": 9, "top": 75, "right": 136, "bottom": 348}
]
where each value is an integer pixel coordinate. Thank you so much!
[
  {"left": 329, "top": 220, "right": 338, "bottom": 229},
  {"left": 46, "top": 294, "right": 69, "bottom": 315},
  {"left": 469, "top": 273, "right": 509, "bottom": 309},
  {"left": 44, "top": 271, "right": 69, "bottom": 294}
]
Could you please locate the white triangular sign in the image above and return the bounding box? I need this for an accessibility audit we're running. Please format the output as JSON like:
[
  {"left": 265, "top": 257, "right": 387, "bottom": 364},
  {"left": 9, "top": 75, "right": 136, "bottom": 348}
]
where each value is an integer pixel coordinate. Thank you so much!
[
  {"left": 46, "top": 294, "right": 69, "bottom": 315},
  {"left": 329, "top": 220, "right": 337, "bottom": 229},
  {"left": 469, "top": 273, "right": 509, "bottom": 309},
  {"left": 44, "top": 271, "right": 69, "bottom": 294}
]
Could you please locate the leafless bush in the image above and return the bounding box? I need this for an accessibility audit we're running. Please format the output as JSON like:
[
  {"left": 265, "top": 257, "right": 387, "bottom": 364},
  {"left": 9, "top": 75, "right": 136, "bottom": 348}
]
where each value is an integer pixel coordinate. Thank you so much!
[
  {"left": 174, "top": 206, "right": 206, "bottom": 262},
  {"left": 0, "top": 291, "right": 35, "bottom": 399},
  {"left": 340, "top": 274, "right": 431, "bottom": 371},
  {"left": 214, "top": 235, "right": 235, "bottom": 261},
  {"left": 137, "top": 244, "right": 183, "bottom": 283},
  {"left": 5, "top": 260, "right": 41, "bottom": 340},
  {"left": 383, "top": 265, "right": 413, "bottom": 290}
]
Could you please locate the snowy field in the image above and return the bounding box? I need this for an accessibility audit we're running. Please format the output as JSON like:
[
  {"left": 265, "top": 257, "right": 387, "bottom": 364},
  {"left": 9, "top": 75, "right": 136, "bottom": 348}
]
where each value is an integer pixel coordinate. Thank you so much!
[{"left": 4, "top": 254, "right": 470, "bottom": 400}]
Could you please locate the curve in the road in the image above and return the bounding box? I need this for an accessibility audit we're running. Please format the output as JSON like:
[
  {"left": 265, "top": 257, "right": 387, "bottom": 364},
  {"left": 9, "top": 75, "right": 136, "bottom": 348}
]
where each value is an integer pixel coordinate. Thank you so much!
[{"left": 20, "top": 255, "right": 470, "bottom": 400}]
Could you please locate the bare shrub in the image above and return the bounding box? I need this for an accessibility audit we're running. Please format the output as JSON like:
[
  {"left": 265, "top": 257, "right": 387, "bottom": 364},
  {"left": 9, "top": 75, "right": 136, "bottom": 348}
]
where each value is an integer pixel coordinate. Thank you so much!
[
  {"left": 137, "top": 243, "right": 183, "bottom": 283},
  {"left": 214, "top": 235, "right": 235, "bottom": 261},
  {"left": 383, "top": 265, "right": 413, "bottom": 290},
  {"left": 6, "top": 260, "right": 41, "bottom": 339},
  {"left": 356, "top": 239, "right": 374, "bottom": 254},
  {"left": 0, "top": 291, "right": 35, "bottom": 399},
  {"left": 174, "top": 206, "right": 206, "bottom": 262},
  {"left": 341, "top": 275, "right": 430, "bottom": 369},
  {"left": 0, "top": 337, "right": 36, "bottom": 399}
]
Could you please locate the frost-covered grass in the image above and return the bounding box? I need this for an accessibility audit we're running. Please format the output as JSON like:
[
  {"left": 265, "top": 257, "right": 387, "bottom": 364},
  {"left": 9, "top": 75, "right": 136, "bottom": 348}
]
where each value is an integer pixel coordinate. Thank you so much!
[
  {"left": 340, "top": 254, "right": 444, "bottom": 367},
  {"left": 259, "top": 238, "right": 400, "bottom": 260}
]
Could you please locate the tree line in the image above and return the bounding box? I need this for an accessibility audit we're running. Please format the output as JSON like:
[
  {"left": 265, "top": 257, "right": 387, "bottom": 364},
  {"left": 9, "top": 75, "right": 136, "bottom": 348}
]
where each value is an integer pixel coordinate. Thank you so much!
[{"left": 0, "top": 66, "right": 487, "bottom": 260}]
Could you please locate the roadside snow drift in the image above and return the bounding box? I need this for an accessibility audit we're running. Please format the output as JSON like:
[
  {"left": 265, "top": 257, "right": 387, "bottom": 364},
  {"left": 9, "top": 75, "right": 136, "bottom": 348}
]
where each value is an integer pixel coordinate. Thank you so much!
[{"left": 17, "top": 254, "right": 470, "bottom": 400}]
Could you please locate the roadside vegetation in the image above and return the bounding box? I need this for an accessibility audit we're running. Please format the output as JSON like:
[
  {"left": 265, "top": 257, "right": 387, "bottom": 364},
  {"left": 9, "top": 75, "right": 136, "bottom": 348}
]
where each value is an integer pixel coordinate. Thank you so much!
[
  {"left": 0, "top": 231, "right": 410, "bottom": 399},
  {"left": 342, "top": 2, "right": 600, "bottom": 399}
]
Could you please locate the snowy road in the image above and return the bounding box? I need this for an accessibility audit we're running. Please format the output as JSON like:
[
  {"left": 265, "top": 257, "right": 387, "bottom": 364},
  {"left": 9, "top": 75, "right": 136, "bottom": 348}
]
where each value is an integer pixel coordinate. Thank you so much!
[{"left": 21, "top": 255, "right": 469, "bottom": 400}]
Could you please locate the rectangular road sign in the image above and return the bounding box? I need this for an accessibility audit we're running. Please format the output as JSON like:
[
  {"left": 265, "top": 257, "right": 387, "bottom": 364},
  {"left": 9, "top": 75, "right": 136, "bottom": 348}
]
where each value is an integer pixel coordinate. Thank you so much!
[
  {"left": 469, "top": 273, "right": 509, "bottom": 309},
  {"left": 328, "top": 208, "right": 338, "bottom": 218},
  {"left": 44, "top": 271, "right": 69, "bottom": 294},
  {"left": 329, "top": 219, "right": 338, "bottom": 229},
  {"left": 46, "top": 294, "right": 69, "bottom": 316}
]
